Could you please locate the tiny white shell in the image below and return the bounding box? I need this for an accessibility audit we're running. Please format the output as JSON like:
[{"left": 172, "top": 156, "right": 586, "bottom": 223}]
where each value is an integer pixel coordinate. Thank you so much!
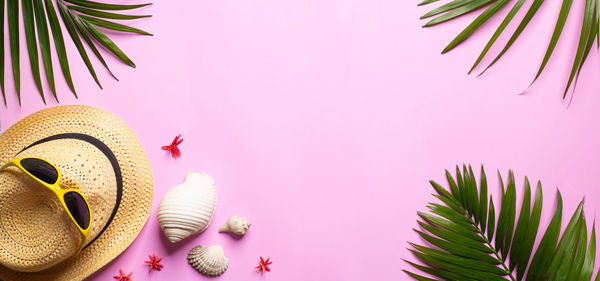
[
  {"left": 219, "top": 214, "right": 251, "bottom": 236},
  {"left": 187, "top": 245, "right": 229, "bottom": 277},
  {"left": 157, "top": 172, "right": 218, "bottom": 243}
]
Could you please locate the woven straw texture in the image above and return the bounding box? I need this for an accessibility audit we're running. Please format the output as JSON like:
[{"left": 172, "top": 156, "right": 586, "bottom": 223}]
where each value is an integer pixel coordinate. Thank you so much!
[{"left": 0, "top": 105, "right": 153, "bottom": 281}]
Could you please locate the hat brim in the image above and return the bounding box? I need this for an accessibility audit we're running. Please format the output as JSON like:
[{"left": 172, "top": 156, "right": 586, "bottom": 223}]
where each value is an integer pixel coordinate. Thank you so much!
[{"left": 0, "top": 105, "right": 153, "bottom": 281}]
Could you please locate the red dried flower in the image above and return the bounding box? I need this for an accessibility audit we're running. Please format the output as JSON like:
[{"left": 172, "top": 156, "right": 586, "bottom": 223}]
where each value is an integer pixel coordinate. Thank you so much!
[
  {"left": 162, "top": 134, "right": 183, "bottom": 158},
  {"left": 113, "top": 268, "right": 134, "bottom": 281},
  {"left": 144, "top": 253, "right": 164, "bottom": 273},
  {"left": 255, "top": 256, "right": 272, "bottom": 273}
]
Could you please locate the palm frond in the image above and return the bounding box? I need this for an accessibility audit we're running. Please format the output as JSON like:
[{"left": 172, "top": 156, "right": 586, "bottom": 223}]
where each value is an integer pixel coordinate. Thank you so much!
[
  {"left": 420, "top": 0, "right": 600, "bottom": 99},
  {"left": 404, "top": 165, "right": 600, "bottom": 281},
  {"left": 0, "top": 0, "right": 152, "bottom": 106}
]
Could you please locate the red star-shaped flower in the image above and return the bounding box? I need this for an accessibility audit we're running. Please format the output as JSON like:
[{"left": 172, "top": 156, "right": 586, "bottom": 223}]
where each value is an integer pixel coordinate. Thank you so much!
[
  {"left": 162, "top": 134, "right": 183, "bottom": 158},
  {"left": 255, "top": 256, "right": 272, "bottom": 273},
  {"left": 113, "top": 268, "right": 134, "bottom": 281},
  {"left": 144, "top": 253, "right": 164, "bottom": 273}
]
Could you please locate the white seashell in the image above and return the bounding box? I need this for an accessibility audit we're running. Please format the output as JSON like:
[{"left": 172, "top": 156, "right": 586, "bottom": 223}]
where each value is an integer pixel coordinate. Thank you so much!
[
  {"left": 187, "top": 245, "right": 229, "bottom": 277},
  {"left": 157, "top": 172, "right": 218, "bottom": 243},
  {"left": 219, "top": 214, "right": 251, "bottom": 236}
]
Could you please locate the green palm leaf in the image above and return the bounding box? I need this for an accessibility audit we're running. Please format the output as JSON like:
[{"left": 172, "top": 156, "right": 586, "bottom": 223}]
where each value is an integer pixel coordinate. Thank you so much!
[
  {"left": 81, "top": 18, "right": 136, "bottom": 67},
  {"left": 66, "top": 6, "right": 150, "bottom": 20},
  {"left": 62, "top": 0, "right": 151, "bottom": 10},
  {"left": 0, "top": 0, "right": 151, "bottom": 105},
  {"left": 34, "top": 0, "right": 57, "bottom": 100},
  {"left": 67, "top": 7, "right": 117, "bottom": 80},
  {"left": 420, "top": 0, "right": 600, "bottom": 99},
  {"left": 442, "top": 0, "right": 510, "bottom": 54},
  {"left": 404, "top": 165, "right": 600, "bottom": 281},
  {"left": 78, "top": 15, "right": 152, "bottom": 35},
  {"left": 423, "top": 0, "right": 493, "bottom": 27},
  {"left": 564, "top": 0, "right": 597, "bottom": 99},
  {"left": 8, "top": 0, "right": 20, "bottom": 104},
  {"left": 421, "top": 0, "right": 477, "bottom": 20},
  {"left": 468, "top": 0, "right": 525, "bottom": 74},
  {"left": 531, "top": 0, "right": 573, "bottom": 86},
  {"left": 22, "top": 0, "right": 44, "bottom": 103},
  {"left": 46, "top": 0, "right": 76, "bottom": 97},
  {"left": 57, "top": 1, "right": 100, "bottom": 89}
]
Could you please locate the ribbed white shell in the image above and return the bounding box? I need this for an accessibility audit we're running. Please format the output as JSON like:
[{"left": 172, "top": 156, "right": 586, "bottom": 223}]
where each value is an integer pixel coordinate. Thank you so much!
[
  {"left": 157, "top": 172, "right": 218, "bottom": 243},
  {"left": 187, "top": 245, "right": 229, "bottom": 277}
]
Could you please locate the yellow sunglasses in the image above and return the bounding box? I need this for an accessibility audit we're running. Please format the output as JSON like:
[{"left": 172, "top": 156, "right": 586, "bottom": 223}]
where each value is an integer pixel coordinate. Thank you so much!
[{"left": 0, "top": 157, "right": 92, "bottom": 250}]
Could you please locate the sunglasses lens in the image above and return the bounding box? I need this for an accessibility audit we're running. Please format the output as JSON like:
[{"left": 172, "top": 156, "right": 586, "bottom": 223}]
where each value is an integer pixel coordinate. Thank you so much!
[
  {"left": 64, "top": 191, "right": 91, "bottom": 230},
  {"left": 19, "top": 158, "right": 59, "bottom": 185}
]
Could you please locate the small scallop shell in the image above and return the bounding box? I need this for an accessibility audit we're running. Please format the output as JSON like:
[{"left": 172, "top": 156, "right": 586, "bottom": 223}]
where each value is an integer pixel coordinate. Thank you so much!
[
  {"left": 187, "top": 245, "right": 229, "bottom": 277},
  {"left": 157, "top": 172, "right": 218, "bottom": 243}
]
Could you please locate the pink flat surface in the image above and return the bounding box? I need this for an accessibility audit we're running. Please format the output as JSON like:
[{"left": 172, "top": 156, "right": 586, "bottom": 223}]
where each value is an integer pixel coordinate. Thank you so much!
[{"left": 1, "top": 0, "right": 600, "bottom": 280}]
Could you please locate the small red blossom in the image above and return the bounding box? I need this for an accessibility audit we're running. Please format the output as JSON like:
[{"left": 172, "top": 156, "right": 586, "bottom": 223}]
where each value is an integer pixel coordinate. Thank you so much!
[
  {"left": 162, "top": 134, "right": 183, "bottom": 158},
  {"left": 255, "top": 256, "right": 272, "bottom": 273},
  {"left": 144, "top": 253, "right": 164, "bottom": 273},
  {"left": 113, "top": 268, "right": 134, "bottom": 281}
]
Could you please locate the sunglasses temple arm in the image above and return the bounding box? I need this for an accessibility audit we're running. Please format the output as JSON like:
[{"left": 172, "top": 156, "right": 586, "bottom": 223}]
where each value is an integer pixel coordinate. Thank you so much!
[
  {"left": 0, "top": 162, "right": 14, "bottom": 171},
  {"left": 76, "top": 232, "right": 86, "bottom": 253}
]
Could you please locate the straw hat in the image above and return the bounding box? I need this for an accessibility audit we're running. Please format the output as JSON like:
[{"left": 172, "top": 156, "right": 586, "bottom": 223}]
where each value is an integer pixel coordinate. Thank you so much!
[{"left": 0, "top": 105, "right": 153, "bottom": 281}]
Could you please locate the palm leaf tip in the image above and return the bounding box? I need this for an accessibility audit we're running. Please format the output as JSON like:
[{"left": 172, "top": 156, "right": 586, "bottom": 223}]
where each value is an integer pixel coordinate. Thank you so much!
[
  {"left": 82, "top": 18, "right": 137, "bottom": 68},
  {"left": 63, "top": 0, "right": 152, "bottom": 10},
  {"left": 529, "top": 0, "right": 574, "bottom": 87},
  {"left": 418, "top": 0, "right": 442, "bottom": 7},
  {"left": 562, "top": 0, "right": 597, "bottom": 99},
  {"left": 404, "top": 165, "right": 600, "bottom": 281},
  {"left": 80, "top": 15, "right": 153, "bottom": 36}
]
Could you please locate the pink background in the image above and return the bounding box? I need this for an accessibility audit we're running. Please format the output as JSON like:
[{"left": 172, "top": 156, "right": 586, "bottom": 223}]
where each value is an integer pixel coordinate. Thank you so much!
[{"left": 1, "top": 0, "right": 600, "bottom": 280}]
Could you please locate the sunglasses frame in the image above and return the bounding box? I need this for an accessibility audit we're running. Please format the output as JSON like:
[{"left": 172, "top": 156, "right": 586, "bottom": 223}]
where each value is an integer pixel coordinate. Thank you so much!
[{"left": 0, "top": 157, "right": 91, "bottom": 250}]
